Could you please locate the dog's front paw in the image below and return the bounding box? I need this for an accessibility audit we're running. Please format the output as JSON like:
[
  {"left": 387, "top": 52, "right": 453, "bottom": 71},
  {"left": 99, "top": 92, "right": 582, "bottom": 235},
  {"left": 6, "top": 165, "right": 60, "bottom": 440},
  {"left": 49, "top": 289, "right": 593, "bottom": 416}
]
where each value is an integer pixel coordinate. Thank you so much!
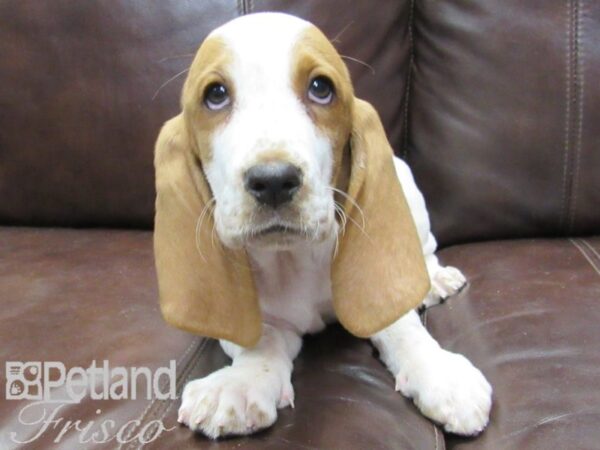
[
  {"left": 178, "top": 364, "right": 293, "bottom": 439},
  {"left": 397, "top": 350, "right": 492, "bottom": 436},
  {"left": 422, "top": 265, "right": 467, "bottom": 308}
]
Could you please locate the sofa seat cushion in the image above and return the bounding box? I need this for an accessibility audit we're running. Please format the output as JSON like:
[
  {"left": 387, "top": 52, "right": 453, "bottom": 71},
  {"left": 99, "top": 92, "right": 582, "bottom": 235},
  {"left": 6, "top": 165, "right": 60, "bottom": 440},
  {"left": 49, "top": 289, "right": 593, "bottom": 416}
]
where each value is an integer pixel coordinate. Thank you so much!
[
  {"left": 0, "top": 227, "right": 441, "bottom": 450},
  {"left": 429, "top": 238, "right": 600, "bottom": 449},
  {"left": 4, "top": 228, "right": 598, "bottom": 449}
]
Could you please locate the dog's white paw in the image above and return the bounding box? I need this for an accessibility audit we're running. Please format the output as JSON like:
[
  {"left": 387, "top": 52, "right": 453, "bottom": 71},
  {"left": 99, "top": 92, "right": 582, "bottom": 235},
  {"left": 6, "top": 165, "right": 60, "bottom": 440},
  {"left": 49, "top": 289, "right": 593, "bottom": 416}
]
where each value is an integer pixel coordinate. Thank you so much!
[
  {"left": 178, "top": 364, "right": 293, "bottom": 439},
  {"left": 422, "top": 265, "right": 467, "bottom": 308},
  {"left": 396, "top": 349, "right": 492, "bottom": 436}
]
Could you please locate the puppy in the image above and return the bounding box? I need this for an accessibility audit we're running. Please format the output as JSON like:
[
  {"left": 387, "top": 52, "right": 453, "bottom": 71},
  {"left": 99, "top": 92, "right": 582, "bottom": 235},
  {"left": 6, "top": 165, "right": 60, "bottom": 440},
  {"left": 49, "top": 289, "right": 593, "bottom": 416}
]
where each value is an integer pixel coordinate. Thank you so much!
[{"left": 154, "top": 12, "right": 492, "bottom": 439}]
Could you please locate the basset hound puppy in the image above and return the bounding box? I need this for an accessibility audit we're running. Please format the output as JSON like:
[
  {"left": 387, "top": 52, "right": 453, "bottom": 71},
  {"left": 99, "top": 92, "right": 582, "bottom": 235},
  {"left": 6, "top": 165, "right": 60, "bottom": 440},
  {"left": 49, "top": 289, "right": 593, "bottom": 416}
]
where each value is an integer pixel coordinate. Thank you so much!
[{"left": 154, "top": 12, "right": 492, "bottom": 439}]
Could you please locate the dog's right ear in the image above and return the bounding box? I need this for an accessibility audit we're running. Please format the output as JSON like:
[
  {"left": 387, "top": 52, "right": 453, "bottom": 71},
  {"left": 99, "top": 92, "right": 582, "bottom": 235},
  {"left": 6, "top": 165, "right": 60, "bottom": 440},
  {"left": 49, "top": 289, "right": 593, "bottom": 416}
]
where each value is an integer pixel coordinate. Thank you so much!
[{"left": 153, "top": 115, "right": 261, "bottom": 347}]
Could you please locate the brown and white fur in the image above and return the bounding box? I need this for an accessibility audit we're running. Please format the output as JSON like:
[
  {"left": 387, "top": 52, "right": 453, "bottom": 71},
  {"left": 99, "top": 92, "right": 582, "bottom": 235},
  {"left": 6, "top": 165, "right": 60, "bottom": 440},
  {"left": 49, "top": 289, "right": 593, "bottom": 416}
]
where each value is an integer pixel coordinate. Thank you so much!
[{"left": 175, "top": 13, "right": 492, "bottom": 439}]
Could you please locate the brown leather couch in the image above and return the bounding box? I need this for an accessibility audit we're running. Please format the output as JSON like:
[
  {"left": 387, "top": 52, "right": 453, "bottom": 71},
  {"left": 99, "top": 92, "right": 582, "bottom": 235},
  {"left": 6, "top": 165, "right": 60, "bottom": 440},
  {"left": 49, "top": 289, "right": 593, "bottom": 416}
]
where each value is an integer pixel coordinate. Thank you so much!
[{"left": 1, "top": 1, "right": 599, "bottom": 449}]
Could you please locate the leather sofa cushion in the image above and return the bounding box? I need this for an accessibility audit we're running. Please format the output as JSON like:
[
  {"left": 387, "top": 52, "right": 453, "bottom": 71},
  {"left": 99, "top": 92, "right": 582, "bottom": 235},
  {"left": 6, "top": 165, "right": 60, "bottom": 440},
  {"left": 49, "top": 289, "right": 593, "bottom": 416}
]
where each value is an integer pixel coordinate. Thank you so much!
[
  {"left": 429, "top": 237, "right": 600, "bottom": 449},
  {"left": 0, "top": 227, "right": 440, "bottom": 450},
  {"left": 2, "top": 229, "right": 599, "bottom": 448}
]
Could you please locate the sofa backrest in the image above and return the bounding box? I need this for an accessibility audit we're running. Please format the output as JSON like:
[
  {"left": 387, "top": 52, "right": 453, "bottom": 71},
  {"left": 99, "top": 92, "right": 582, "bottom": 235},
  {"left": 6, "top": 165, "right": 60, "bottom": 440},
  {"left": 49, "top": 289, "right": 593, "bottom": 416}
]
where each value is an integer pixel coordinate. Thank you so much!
[
  {"left": 1, "top": 0, "right": 598, "bottom": 246},
  {"left": 405, "top": 0, "right": 600, "bottom": 245},
  {"left": 0, "top": 0, "right": 410, "bottom": 229}
]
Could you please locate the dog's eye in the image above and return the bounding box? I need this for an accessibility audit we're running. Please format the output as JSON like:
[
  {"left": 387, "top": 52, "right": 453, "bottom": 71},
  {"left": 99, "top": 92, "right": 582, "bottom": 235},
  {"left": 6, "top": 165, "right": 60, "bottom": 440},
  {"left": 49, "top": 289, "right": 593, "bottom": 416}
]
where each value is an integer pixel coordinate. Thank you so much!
[
  {"left": 204, "top": 83, "right": 230, "bottom": 110},
  {"left": 308, "top": 76, "right": 334, "bottom": 105}
]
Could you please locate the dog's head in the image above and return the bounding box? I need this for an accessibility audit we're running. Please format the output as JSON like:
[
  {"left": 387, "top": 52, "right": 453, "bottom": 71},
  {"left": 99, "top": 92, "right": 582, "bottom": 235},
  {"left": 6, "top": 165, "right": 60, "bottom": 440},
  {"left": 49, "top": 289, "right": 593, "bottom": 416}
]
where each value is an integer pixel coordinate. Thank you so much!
[
  {"left": 182, "top": 13, "right": 353, "bottom": 249},
  {"left": 154, "top": 13, "right": 429, "bottom": 347}
]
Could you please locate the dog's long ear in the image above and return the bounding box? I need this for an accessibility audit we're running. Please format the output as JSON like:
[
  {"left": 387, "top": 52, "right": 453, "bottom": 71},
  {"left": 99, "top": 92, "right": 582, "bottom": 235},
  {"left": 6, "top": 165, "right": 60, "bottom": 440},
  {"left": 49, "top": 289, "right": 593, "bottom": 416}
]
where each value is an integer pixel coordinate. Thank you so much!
[
  {"left": 154, "top": 115, "right": 261, "bottom": 347},
  {"left": 332, "top": 99, "right": 430, "bottom": 338}
]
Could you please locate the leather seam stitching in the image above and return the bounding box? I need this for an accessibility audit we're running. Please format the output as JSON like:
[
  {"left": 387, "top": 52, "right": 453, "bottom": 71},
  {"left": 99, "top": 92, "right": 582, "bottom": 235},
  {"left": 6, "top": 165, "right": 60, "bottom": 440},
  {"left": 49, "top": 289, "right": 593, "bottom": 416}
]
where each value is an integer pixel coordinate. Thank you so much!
[
  {"left": 570, "top": 238, "right": 600, "bottom": 277},
  {"left": 561, "top": 0, "right": 573, "bottom": 233},
  {"left": 433, "top": 422, "right": 440, "bottom": 450},
  {"left": 117, "top": 337, "right": 204, "bottom": 450},
  {"left": 120, "top": 338, "right": 203, "bottom": 449},
  {"left": 179, "top": 338, "right": 212, "bottom": 387},
  {"left": 569, "top": 0, "right": 585, "bottom": 232},
  {"left": 172, "top": 337, "right": 206, "bottom": 390},
  {"left": 238, "top": 0, "right": 250, "bottom": 15},
  {"left": 401, "top": 0, "right": 416, "bottom": 160},
  {"left": 581, "top": 238, "right": 600, "bottom": 262},
  {"left": 133, "top": 339, "right": 210, "bottom": 450}
]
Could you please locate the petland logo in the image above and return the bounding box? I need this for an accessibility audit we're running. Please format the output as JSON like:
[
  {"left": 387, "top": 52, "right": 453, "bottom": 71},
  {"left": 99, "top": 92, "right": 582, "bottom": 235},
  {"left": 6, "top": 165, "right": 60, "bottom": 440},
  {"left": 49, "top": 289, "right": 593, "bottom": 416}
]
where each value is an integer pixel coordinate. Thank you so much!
[
  {"left": 5, "top": 360, "right": 177, "bottom": 445},
  {"left": 6, "top": 360, "right": 176, "bottom": 402}
]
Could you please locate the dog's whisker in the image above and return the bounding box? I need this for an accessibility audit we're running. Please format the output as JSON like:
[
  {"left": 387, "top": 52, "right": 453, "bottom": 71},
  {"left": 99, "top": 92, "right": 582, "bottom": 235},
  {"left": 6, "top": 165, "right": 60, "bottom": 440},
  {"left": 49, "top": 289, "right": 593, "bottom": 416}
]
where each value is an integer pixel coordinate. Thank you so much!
[
  {"left": 313, "top": 217, "right": 320, "bottom": 241},
  {"left": 194, "top": 218, "right": 207, "bottom": 263},
  {"left": 340, "top": 55, "right": 375, "bottom": 75},
  {"left": 332, "top": 222, "right": 341, "bottom": 258},
  {"left": 197, "top": 204, "right": 255, "bottom": 272},
  {"left": 199, "top": 198, "right": 216, "bottom": 225},
  {"left": 248, "top": 210, "right": 258, "bottom": 238},
  {"left": 329, "top": 187, "right": 367, "bottom": 231},
  {"left": 334, "top": 202, "right": 348, "bottom": 236},
  {"left": 333, "top": 204, "right": 341, "bottom": 225},
  {"left": 210, "top": 207, "right": 219, "bottom": 251},
  {"left": 333, "top": 202, "right": 344, "bottom": 230},
  {"left": 344, "top": 210, "right": 372, "bottom": 242},
  {"left": 333, "top": 198, "right": 371, "bottom": 242},
  {"left": 195, "top": 198, "right": 216, "bottom": 262},
  {"left": 330, "top": 20, "right": 354, "bottom": 44},
  {"left": 156, "top": 53, "right": 195, "bottom": 63},
  {"left": 152, "top": 67, "right": 190, "bottom": 101}
]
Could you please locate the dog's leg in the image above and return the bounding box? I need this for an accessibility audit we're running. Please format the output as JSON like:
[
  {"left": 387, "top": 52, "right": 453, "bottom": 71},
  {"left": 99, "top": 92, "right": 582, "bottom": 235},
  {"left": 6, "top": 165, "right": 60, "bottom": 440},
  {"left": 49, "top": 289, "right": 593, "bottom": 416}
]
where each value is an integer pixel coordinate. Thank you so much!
[
  {"left": 178, "top": 324, "right": 301, "bottom": 438},
  {"left": 371, "top": 310, "right": 492, "bottom": 435},
  {"left": 393, "top": 157, "right": 467, "bottom": 307}
]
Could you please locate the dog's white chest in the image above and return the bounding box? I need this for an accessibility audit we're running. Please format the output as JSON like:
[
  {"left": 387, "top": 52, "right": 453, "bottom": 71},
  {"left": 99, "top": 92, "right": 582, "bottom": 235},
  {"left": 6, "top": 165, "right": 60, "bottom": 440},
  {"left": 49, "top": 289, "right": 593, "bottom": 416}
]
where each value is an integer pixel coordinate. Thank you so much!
[{"left": 247, "top": 235, "right": 336, "bottom": 334}]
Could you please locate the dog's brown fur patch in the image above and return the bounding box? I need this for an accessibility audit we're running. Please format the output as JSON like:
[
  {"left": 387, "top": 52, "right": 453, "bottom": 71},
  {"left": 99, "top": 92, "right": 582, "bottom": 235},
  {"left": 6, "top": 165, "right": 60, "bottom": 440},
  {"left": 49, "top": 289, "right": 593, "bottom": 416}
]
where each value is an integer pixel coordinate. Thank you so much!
[{"left": 182, "top": 36, "right": 233, "bottom": 164}]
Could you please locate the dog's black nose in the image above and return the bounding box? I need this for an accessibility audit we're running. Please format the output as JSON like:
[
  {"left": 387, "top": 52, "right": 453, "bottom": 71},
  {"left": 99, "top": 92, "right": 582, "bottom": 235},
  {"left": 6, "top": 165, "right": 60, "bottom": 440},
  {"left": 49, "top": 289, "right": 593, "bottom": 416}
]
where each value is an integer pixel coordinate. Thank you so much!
[{"left": 244, "top": 162, "right": 302, "bottom": 208}]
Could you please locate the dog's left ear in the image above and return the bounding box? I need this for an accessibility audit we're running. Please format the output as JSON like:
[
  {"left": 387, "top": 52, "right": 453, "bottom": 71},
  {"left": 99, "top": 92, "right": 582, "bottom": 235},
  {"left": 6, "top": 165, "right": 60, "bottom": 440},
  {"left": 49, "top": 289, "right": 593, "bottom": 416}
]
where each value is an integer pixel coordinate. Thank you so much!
[{"left": 332, "top": 98, "right": 430, "bottom": 338}]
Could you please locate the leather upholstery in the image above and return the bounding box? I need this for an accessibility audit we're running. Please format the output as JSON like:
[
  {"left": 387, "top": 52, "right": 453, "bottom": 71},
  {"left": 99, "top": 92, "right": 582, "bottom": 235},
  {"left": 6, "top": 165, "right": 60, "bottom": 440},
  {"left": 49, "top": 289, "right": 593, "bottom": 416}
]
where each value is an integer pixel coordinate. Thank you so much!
[
  {"left": 0, "top": 228, "right": 442, "bottom": 450},
  {"left": 429, "top": 238, "right": 600, "bottom": 449},
  {"left": 0, "top": 0, "right": 410, "bottom": 229},
  {"left": 3, "top": 230, "right": 599, "bottom": 448},
  {"left": 1, "top": 0, "right": 599, "bottom": 448},
  {"left": 3, "top": 0, "right": 597, "bottom": 242},
  {"left": 406, "top": 0, "right": 600, "bottom": 246}
]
